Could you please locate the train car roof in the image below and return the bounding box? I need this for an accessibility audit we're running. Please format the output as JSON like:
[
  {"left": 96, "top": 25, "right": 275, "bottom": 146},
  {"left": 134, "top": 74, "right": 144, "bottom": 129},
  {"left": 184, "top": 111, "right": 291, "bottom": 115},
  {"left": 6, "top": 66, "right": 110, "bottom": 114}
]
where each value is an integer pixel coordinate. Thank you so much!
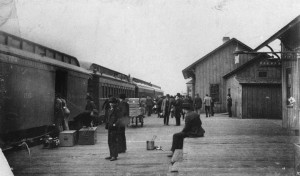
[
  {"left": 79, "top": 61, "right": 131, "bottom": 81},
  {"left": 132, "top": 77, "right": 152, "bottom": 87},
  {"left": 134, "top": 82, "right": 155, "bottom": 91},
  {"left": 153, "top": 87, "right": 164, "bottom": 93},
  {"left": 0, "top": 31, "right": 80, "bottom": 67},
  {"left": 0, "top": 44, "right": 90, "bottom": 75}
]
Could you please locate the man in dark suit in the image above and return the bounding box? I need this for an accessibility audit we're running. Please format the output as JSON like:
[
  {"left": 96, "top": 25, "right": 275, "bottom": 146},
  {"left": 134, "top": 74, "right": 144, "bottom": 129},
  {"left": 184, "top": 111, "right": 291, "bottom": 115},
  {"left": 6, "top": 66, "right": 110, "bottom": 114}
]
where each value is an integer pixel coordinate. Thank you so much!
[
  {"left": 174, "top": 93, "right": 183, "bottom": 126},
  {"left": 117, "top": 94, "right": 129, "bottom": 153},
  {"left": 168, "top": 102, "right": 205, "bottom": 157},
  {"left": 161, "top": 94, "right": 171, "bottom": 125},
  {"left": 105, "top": 97, "right": 122, "bottom": 161},
  {"left": 227, "top": 94, "right": 232, "bottom": 117}
]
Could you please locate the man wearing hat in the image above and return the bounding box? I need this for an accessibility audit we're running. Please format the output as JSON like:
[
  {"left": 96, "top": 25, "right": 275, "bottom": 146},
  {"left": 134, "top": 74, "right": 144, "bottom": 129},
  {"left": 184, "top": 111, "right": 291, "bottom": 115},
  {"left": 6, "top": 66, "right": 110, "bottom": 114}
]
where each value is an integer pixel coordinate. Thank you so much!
[
  {"left": 174, "top": 93, "right": 183, "bottom": 126},
  {"left": 161, "top": 94, "right": 171, "bottom": 125},
  {"left": 105, "top": 97, "right": 122, "bottom": 161},
  {"left": 117, "top": 94, "right": 129, "bottom": 153},
  {"left": 168, "top": 102, "right": 205, "bottom": 157}
]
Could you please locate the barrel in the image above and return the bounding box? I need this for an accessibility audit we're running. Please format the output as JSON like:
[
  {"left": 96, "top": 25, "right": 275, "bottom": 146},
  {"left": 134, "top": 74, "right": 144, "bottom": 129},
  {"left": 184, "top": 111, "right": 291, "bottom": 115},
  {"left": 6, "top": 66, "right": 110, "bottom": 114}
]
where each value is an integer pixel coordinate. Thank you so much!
[{"left": 146, "top": 140, "right": 155, "bottom": 150}]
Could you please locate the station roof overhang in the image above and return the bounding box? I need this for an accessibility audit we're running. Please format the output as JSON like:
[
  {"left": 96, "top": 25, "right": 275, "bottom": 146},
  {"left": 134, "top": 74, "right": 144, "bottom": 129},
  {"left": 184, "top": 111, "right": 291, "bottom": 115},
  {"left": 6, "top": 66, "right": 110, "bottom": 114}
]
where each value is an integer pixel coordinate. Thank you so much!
[{"left": 255, "top": 15, "right": 300, "bottom": 51}]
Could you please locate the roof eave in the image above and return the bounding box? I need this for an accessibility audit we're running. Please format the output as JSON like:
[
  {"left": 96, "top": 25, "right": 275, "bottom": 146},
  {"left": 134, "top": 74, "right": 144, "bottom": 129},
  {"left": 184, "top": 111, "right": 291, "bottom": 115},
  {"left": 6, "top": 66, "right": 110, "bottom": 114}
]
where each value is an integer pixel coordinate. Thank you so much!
[
  {"left": 255, "top": 15, "right": 300, "bottom": 51},
  {"left": 182, "top": 38, "right": 253, "bottom": 79}
]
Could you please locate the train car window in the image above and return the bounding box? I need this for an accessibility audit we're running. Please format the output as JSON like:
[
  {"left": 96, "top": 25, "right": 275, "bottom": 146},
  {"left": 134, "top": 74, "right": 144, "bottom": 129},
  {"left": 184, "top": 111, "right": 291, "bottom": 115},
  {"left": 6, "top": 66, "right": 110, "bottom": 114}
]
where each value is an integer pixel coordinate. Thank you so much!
[
  {"left": 55, "top": 53, "right": 63, "bottom": 61},
  {"left": 0, "top": 34, "right": 6, "bottom": 44},
  {"left": 105, "top": 86, "right": 108, "bottom": 98},
  {"left": 8, "top": 36, "right": 21, "bottom": 49},
  {"left": 35, "top": 45, "right": 46, "bottom": 56},
  {"left": 22, "top": 41, "right": 35, "bottom": 52},
  {"left": 46, "top": 49, "right": 55, "bottom": 58},
  {"left": 109, "top": 86, "right": 112, "bottom": 97},
  {"left": 114, "top": 87, "right": 117, "bottom": 97},
  {"left": 102, "top": 86, "right": 104, "bottom": 98},
  {"left": 71, "top": 58, "right": 77, "bottom": 65},
  {"left": 63, "top": 56, "right": 71, "bottom": 63}
]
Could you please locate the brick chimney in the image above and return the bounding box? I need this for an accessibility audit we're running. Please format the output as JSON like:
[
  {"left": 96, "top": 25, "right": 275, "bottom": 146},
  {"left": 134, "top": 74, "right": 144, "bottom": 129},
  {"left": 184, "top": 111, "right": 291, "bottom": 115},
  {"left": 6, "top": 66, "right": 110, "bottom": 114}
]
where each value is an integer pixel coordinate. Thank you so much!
[{"left": 223, "top": 37, "right": 230, "bottom": 43}]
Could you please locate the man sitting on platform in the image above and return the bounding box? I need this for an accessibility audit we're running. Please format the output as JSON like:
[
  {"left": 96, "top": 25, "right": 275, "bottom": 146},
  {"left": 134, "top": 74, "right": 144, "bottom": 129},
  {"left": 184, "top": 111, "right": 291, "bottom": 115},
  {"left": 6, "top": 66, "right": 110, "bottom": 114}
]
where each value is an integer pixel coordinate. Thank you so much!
[{"left": 168, "top": 102, "right": 205, "bottom": 157}]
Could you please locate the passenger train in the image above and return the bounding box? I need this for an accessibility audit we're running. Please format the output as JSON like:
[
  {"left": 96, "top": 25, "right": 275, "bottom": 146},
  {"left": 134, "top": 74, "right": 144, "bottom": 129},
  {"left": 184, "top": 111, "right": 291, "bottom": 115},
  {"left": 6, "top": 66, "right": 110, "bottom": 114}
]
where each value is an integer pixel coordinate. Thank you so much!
[{"left": 0, "top": 31, "right": 163, "bottom": 147}]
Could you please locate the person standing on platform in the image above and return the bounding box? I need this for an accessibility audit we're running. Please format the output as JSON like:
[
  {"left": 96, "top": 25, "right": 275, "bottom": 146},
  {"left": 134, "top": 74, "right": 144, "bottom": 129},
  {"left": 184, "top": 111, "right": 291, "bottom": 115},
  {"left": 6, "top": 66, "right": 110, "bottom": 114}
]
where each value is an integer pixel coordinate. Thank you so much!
[
  {"left": 161, "top": 94, "right": 171, "bottom": 125},
  {"left": 61, "top": 98, "right": 70, "bottom": 130},
  {"left": 210, "top": 97, "right": 215, "bottom": 116},
  {"left": 156, "top": 95, "right": 163, "bottom": 118},
  {"left": 193, "top": 94, "right": 202, "bottom": 116},
  {"left": 117, "top": 94, "right": 129, "bottom": 153},
  {"left": 174, "top": 93, "right": 183, "bottom": 126},
  {"left": 102, "top": 95, "right": 112, "bottom": 123},
  {"left": 145, "top": 96, "right": 154, "bottom": 116},
  {"left": 54, "top": 95, "right": 64, "bottom": 135},
  {"left": 227, "top": 94, "right": 232, "bottom": 117},
  {"left": 203, "top": 94, "right": 212, "bottom": 117},
  {"left": 168, "top": 103, "right": 205, "bottom": 157},
  {"left": 85, "top": 95, "right": 96, "bottom": 112},
  {"left": 105, "top": 97, "right": 122, "bottom": 161}
]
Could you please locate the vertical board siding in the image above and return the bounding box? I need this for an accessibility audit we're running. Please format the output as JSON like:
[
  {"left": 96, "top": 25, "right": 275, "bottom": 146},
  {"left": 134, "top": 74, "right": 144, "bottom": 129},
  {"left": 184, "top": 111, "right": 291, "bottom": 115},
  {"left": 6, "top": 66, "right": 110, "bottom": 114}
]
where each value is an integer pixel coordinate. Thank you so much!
[
  {"left": 242, "top": 85, "right": 281, "bottom": 119},
  {"left": 195, "top": 42, "right": 253, "bottom": 113}
]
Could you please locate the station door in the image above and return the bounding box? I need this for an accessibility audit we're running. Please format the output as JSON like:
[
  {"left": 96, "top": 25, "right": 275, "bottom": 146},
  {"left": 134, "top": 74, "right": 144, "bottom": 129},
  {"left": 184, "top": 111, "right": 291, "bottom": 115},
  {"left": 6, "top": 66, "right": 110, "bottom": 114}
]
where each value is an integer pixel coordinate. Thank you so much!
[{"left": 242, "top": 85, "right": 282, "bottom": 119}]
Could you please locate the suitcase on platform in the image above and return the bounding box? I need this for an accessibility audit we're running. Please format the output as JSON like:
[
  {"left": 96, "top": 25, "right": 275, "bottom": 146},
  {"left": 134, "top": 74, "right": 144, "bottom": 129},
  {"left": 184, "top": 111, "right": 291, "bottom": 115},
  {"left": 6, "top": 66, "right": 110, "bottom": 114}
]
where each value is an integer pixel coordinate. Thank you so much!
[
  {"left": 78, "top": 127, "right": 97, "bottom": 145},
  {"left": 59, "top": 130, "right": 77, "bottom": 147}
]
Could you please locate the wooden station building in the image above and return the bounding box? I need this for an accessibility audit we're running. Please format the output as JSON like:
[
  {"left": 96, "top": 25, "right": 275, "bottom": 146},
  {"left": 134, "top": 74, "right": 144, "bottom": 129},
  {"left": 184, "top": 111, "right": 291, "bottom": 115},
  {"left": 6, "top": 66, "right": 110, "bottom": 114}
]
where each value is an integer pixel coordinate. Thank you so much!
[
  {"left": 182, "top": 38, "right": 255, "bottom": 114},
  {"left": 223, "top": 54, "right": 282, "bottom": 119},
  {"left": 182, "top": 37, "right": 282, "bottom": 119},
  {"left": 255, "top": 15, "right": 300, "bottom": 133}
]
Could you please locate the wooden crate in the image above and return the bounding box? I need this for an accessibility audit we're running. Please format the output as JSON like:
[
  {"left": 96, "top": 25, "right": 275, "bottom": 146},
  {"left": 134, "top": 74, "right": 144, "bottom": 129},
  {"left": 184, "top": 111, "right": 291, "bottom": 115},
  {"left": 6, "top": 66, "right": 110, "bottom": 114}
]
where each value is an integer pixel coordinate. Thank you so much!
[
  {"left": 59, "top": 130, "right": 77, "bottom": 147},
  {"left": 78, "top": 127, "right": 97, "bottom": 145}
]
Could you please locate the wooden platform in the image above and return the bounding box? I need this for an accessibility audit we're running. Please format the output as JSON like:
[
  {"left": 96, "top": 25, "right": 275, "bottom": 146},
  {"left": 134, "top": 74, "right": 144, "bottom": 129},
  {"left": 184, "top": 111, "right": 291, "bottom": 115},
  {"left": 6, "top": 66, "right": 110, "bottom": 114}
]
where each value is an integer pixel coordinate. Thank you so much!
[
  {"left": 4, "top": 113, "right": 299, "bottom": 176},
  {"left": 171, "top": 117, "right": 299, "bottom": 176}
]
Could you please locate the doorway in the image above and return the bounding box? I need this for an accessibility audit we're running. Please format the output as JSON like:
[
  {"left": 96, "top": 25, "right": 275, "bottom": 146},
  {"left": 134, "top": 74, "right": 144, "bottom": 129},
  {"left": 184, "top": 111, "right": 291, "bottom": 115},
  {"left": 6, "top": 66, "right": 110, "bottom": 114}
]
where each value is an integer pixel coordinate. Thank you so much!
[{"left": 55, "top": 70, "right": 68, "bottom": 99}]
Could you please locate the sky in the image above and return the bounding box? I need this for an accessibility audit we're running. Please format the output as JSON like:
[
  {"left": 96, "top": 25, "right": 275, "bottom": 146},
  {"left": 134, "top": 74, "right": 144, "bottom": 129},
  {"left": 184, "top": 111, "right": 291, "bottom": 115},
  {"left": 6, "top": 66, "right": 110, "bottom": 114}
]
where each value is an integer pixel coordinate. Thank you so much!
[{"left": 0, "top": 0, "right": 300, "bottom": 95}]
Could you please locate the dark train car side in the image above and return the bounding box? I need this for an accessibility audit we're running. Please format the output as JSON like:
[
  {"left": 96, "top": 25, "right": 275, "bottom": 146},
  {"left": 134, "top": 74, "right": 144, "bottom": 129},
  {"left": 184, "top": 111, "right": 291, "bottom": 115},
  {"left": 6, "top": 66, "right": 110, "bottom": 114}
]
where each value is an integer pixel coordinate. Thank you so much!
[
  {"left": 80, "top": 62, "right": 135, "bottom": 111},
  {"left": 132, "top": 77, "right": 163, "bottom": 98},
  {"left": 134, "top": 83, "right": 155, "bottom": 98},
  {"left": 0, "top": 31, "right": 89, "bottom": 143}
]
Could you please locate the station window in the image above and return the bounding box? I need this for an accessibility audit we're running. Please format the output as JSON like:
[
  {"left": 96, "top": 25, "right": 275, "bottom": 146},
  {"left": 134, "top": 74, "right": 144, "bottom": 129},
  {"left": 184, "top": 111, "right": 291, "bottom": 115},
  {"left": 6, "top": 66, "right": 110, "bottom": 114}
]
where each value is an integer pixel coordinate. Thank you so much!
[
  {"left": 258, "top": 71, "right": 267, "bottom": 77},
  {"left": 210, "top": 84, "right": 219, "bottom": 102}
]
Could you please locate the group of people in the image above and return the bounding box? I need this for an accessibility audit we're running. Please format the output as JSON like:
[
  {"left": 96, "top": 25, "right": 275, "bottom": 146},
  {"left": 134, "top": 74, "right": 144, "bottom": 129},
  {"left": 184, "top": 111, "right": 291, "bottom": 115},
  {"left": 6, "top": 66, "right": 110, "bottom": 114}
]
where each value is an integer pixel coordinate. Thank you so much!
[
  {"left": 54, "top": 92, "right": 233, "bottom": 162},
  {"left": 194, "top": 93, "right": 215, "bottom": 118},
  {"left": 167, "top": 93, "right": 233, "bottom": 158},
  {"left": 193, "top": 93, "right": 233, "bottom": 118}
]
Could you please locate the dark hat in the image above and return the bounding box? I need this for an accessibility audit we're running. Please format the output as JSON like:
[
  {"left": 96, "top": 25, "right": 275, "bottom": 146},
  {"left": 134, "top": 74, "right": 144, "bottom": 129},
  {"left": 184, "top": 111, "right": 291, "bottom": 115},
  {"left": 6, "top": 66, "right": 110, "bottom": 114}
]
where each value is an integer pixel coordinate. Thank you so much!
[
  {"left": 108, "top": 97, "right": 118, "bottom": 103},
  {"left": 176, "top": 93, "right": 181, "bottom": 97},
  {"left": 166, "top": 94, "right": 170, "bottom": 97},
  {"left": 182, "top": 103, "right": 192, "bottom": 110},
  {"left": 119, "top": 94, "right": 126, "bottom": 100}
]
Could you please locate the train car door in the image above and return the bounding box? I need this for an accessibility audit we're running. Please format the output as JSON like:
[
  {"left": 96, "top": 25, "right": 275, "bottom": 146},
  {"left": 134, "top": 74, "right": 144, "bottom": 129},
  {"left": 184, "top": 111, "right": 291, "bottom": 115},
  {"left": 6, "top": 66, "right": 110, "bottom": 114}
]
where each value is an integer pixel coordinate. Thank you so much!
[{"left": 55, "top": 70, "right": 68, "bottom": 98}]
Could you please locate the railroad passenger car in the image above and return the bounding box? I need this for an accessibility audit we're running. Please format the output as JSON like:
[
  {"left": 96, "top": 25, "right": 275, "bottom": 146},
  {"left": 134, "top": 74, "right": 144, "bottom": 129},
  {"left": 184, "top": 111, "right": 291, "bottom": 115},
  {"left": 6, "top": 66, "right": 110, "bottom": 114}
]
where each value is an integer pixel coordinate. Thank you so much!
[
  {"left": 152, "top": 84, "right": 164, "bottom": 97},
  {"left": 132, "top": 77, "right": 157, "bottom": 98},
  {"left": 0, "top": 31, "right": 90, "bottom": 144},
  {"left": 80, "top": 62, "right": 136, "bottom": 111}
]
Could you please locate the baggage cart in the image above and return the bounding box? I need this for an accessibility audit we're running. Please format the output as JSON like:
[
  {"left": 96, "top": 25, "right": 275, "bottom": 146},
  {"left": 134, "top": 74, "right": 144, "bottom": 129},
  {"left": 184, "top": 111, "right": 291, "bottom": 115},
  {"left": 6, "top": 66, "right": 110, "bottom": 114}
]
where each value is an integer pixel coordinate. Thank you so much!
[{"left": 128, "top": 98, "right": 144, "bottom": 127}]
